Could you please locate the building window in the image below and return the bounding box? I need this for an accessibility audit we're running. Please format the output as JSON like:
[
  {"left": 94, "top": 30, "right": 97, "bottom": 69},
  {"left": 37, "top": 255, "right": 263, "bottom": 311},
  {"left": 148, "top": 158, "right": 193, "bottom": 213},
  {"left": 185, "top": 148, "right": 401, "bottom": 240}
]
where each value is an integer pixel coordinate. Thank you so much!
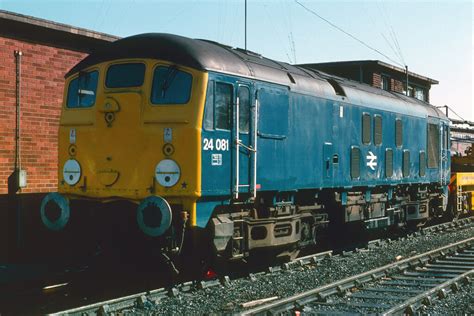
[
  {"left": 362, "top": 113, "right": 371, "bottom": 145},
  {"left": 381, "top": 75, "right": 390, "bottom": 91},
  {"left": 415, "top": 87, "right": 426, "bottom": 101},
  {"left": 407, "top": 85, "right": 414, "bottom": 97}
]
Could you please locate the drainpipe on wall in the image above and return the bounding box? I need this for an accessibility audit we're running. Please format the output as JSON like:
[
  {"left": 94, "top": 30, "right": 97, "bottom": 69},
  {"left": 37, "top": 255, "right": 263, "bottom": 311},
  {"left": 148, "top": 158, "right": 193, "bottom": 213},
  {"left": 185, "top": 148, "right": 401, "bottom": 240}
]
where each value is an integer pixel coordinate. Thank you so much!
[
  {"left": 14, "top": 50, "right": 22, "bottom": 250},
  {"left": 405, "top": 65, "right": 409, "bottom": 96},
  {"left": 14, "top": 51, "right": 22, "bottom": 175}
]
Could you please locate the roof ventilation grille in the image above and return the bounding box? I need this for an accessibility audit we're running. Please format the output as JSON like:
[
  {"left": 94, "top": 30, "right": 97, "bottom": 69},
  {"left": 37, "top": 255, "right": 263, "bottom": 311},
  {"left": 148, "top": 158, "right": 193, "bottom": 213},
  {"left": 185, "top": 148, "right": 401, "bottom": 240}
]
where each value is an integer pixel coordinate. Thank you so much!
[
  {"left": 327, "top": 79, "right": 346, "bottom": 97},
  {"left": 287, "top": 73, "right": 296, "bottom": 84}
]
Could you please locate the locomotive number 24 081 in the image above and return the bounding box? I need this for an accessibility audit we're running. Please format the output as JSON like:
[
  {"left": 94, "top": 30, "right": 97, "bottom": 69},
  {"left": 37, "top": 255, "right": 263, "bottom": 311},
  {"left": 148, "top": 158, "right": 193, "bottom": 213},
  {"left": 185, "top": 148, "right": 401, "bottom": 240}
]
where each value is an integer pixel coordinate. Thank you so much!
[{"left": 203, "top": 138, "right": 229, "bottom": 151}]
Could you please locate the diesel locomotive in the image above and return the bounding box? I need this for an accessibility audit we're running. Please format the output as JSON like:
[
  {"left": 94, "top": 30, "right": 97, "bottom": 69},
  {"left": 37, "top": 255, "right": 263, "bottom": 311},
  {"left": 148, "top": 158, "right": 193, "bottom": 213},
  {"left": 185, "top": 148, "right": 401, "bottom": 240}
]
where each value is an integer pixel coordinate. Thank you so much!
[{"left": 40, "top": 33, "right": 450, "bottom": 264}]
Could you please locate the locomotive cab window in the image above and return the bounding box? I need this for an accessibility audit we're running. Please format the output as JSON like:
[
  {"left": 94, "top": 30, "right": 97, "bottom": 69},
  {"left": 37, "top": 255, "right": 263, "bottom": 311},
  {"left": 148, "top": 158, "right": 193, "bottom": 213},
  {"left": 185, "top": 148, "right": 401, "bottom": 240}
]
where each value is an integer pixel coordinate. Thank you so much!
[
  {"left": 238, "top": 86, "right": 250, "bottom": 133},
  {"left": 203, "top": 81, "right": 215, "bottom": 130},
  {"left": 215, "top": 82, "right": 233, "bottom": 130},
  {"left": 427, "top": 123, "right": 440, "bottom": 168},
  {"left": 151, "top": 66, "right": 193, "bottom": 104},
  {"left": 106, "top": 63, "right": 145, "bottom": 88},
  {"left": 443, "top": 127, "right": 449, "bottom": 150},
  {"left": 362, "top": 113, "right": 371, "bottom": 145},
  {"left": 67, "top": 70, "right": 99, "bottom": 108}
]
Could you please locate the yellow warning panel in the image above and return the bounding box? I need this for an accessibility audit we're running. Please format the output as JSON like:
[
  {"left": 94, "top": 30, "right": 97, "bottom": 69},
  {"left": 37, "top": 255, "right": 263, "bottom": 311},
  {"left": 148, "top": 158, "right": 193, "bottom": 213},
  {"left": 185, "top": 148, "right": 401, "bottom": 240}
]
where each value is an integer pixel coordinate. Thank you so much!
[{"left": 456, "top": 172, "right": 474, "bottom": 186}]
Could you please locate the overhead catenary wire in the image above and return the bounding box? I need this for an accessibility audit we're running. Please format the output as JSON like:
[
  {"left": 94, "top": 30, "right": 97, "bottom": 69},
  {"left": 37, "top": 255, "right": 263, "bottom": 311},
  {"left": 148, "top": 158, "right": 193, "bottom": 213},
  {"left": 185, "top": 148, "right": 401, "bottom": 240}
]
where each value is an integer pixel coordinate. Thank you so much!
[
  {"left": 282, "top": 0, "right": 297, "bottom": 63},
  {"left": 377, "top": 3, "right": 405, "bottom": 65},
  {"left": 381, "top": 33, "right": 402, "bottom": 64},
  {"left": 437, "top": 105, "right": 468, "bottom": 122},
  {"left": 294, "top": 0, "right": 405, "bottom": 68},
  {"left": 378, "top": 0, "right": 406, "bottom": 65},
  {"left": 362, "top": 2, "right": 404, "bottom": 68},
  {"left": 261, "top": 3, "right": 293, "bottom": 63}
]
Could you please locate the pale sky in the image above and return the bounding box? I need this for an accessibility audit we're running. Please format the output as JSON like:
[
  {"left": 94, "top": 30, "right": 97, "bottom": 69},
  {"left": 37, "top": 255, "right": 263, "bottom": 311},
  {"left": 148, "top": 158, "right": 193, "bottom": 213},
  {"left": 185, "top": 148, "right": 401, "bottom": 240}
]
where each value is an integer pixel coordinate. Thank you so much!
[{"left": 1, "top": 0, "right": 472, "bottom": 120}]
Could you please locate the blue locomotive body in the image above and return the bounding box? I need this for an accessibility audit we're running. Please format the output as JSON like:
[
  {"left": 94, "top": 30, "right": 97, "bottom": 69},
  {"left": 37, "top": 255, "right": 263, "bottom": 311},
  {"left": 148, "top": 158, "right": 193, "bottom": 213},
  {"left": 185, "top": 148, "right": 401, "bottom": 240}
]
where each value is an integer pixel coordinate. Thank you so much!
[
  {"left": 198, "top": 68, "right": 449, "bottom": 234},
  {"left": 192, "top": 36, "right": 450, "bottom": 257}
]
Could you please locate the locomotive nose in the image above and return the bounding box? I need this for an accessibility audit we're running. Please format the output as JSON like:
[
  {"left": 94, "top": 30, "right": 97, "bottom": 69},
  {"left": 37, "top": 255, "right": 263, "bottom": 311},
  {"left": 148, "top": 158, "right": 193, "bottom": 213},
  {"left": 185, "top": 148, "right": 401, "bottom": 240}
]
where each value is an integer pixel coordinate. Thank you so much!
[
  {"left": 40, "top": 192, "right": 70, "bottom": 231},
  {"left": 136, "top": 196, "right": 172, "bottom": 237}
]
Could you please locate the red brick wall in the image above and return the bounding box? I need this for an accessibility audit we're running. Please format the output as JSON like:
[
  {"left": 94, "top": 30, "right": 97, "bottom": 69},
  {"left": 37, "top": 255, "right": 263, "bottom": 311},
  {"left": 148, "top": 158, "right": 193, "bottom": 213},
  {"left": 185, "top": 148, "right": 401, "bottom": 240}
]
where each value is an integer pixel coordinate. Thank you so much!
[{"left": 0, "top": 37, "right": 86, "bottom": 194}]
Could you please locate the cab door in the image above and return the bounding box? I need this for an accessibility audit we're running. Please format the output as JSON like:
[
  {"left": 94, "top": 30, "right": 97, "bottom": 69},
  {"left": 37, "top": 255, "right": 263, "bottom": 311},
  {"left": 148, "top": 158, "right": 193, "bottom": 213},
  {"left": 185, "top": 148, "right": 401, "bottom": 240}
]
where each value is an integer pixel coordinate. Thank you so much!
[
  {"left": 440, "top": 123, "right": 450, "bottom": 184},
  {"left": 232, "top": 85, "right": 253, "bottom": 199}
]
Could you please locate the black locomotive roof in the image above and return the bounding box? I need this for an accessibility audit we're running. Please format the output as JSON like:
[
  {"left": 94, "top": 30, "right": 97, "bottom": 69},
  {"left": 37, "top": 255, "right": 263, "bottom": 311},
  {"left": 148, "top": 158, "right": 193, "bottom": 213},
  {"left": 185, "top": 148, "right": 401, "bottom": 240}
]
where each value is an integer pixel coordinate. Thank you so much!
[
  {"left": 66, "top": 33, "right": 309, "bottom": 81},
  {"left": 67, "top": 33, "right": 446, "bottom": 120}
]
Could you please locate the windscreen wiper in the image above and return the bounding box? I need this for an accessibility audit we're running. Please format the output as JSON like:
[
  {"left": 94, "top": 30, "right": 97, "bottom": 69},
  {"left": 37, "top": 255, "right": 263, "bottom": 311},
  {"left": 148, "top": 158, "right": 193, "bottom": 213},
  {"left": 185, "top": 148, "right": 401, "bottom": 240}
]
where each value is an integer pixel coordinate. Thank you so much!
[
  {"left": 77, "top": 71, "right": 95, "bottom": 105},
  {"left": 161, "top": 66, "right": 178, "bottom": 98}
]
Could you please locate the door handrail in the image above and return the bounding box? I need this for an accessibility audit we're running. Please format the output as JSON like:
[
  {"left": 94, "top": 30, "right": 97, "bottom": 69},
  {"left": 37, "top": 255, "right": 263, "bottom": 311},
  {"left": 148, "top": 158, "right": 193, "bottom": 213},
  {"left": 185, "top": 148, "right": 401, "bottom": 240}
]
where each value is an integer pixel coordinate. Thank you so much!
[
  {"left": 236, "top": 139, "right": 256, "bottom": 152},
  {"left": 234, "top": 89, "right": 258, "bottom": 200}
]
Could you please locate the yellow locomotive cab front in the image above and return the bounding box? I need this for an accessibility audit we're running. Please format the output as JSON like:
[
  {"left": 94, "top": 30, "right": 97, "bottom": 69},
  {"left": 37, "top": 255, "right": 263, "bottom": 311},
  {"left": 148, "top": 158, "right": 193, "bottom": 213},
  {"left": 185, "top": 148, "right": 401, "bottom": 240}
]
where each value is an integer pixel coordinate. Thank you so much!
[{"left": 41, "top": 59, "right": 207, "bottom": 234}]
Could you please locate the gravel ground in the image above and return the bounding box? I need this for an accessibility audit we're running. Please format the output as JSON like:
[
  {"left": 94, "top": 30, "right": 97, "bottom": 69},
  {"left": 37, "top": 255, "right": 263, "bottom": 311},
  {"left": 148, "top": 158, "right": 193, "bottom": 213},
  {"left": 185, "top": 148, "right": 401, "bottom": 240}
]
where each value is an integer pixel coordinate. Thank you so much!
[
  {"left": 123, "top": 226, "right": 474, "bottom": 315},
  {"left": 421, "top": 282, "right": 474, "bottom": 315}
]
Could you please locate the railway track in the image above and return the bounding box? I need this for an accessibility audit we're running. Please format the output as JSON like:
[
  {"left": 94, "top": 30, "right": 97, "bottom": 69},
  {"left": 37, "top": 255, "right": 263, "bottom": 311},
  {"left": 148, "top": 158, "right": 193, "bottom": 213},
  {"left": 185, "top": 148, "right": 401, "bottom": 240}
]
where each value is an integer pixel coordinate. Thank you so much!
[
  {"left": 241, "top": 237, "right": 474, "bottom": 315},
  {"left": 49, "top": 217, "right": 474, "bottom": 315}
]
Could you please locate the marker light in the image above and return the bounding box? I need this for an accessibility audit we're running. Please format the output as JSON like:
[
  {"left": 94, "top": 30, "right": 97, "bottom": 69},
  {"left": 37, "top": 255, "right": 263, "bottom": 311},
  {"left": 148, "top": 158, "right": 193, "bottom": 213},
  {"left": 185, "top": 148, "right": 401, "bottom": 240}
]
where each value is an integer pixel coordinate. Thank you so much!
[{"left": 155, "top": 159, "right": 180, "bottom": 187}]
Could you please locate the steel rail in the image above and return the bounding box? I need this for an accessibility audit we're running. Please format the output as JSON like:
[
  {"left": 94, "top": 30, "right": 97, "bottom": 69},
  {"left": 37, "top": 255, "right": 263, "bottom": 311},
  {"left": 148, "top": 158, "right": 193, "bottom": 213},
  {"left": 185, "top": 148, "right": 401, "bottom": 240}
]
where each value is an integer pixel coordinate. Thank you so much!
[
  {"left": 54, "top": 287, "right": 168, "bottom": 315},
  {"left": 381, "top": 270, "right": 473, "bottom": 315},
  {"left": 422, "top": 217, "right": 473, "bottom": 234},
  {"left": 240, "top": 237, "right": 474, "bottom": 315},
  {"left": 52, "top": 217, "right": 473, "bottom": 315}
]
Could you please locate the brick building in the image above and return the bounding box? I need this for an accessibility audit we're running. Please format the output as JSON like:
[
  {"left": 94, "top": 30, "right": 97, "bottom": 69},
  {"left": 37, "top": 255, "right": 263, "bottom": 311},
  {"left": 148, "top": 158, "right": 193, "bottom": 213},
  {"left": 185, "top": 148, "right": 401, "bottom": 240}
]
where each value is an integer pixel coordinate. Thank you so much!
[
  {"left": 302, "top": 60, "right": 438, "bottom": 103},
  {"left": 0, "top": 10, "right": 117, "bottom": 260}
]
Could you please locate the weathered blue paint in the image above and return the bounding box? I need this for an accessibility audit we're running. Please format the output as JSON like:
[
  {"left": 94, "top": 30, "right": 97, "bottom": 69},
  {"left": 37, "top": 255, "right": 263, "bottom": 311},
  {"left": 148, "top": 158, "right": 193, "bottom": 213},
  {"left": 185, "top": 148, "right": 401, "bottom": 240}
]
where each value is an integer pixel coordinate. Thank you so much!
[
  {"left": 196, "top": 200, "right": 224, "bottom": 228},
  {"left": 197, "top": 70, "right": 450, "bottom": 226}
]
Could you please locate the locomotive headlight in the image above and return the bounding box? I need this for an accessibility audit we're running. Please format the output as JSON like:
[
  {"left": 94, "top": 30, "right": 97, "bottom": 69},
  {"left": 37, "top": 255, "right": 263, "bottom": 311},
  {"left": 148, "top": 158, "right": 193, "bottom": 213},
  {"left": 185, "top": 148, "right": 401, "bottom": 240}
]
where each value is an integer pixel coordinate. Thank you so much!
[
  {"left": 63, "top": 159, "right": 81, "bottom": 185},
  {"left": 155, "top": 159, "right": 180, "bottom": 187}
]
